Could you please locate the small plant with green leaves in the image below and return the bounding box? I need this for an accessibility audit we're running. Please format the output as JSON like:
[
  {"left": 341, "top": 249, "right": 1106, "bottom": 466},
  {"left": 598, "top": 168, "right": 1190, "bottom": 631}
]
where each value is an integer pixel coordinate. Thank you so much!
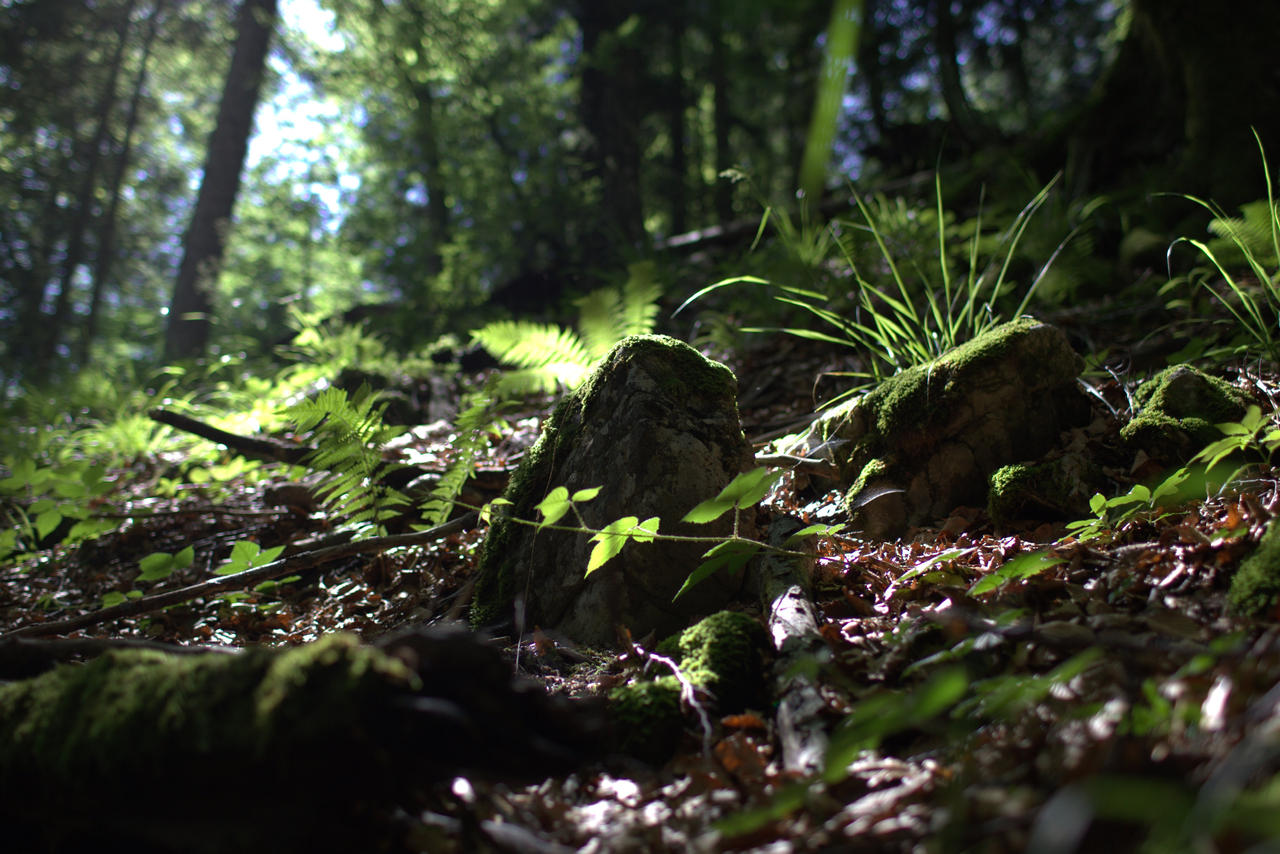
[
  {"left": 470, "top": 261, "right": 662, "bottom": 397},
  {"left": 1171, "top": 130, "right": 1280, "bottom": 360},
  {"left": 482, "top": 467, "right": 844, "bottom": 600},
  {"left": 1065, "top": 405, "right": 1275, "bottom": 543},
  {"left": 677, "top": 174, "right": 1063, "bottom": 400}
]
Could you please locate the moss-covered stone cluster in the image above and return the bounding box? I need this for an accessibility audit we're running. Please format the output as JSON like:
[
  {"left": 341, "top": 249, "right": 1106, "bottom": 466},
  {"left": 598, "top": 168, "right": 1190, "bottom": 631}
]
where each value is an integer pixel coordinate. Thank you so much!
[
  {"left": 987, "top": 454, "right": 1101, "bottom": 525},
  {"left": 802, "top": 318, "right": 1089, "bottom": 536},
  {"left": 1121, "top": 365, "right": 1250, "bottom": 462},
  {"left": 608, "top": 610, "right": 769, "bottom": 760}
]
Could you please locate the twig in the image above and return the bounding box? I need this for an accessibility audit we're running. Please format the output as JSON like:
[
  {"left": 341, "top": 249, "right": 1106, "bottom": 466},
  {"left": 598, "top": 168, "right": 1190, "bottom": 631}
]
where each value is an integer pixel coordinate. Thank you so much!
[{"left": 1, "top": 513, "right": 477, "bottom": 640}]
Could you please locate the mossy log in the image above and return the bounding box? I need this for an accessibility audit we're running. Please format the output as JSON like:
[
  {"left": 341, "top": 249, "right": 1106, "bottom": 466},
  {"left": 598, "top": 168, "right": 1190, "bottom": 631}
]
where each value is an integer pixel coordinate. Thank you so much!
[{"left": 0, "top": 630, "right": 600, "bottom": 853}]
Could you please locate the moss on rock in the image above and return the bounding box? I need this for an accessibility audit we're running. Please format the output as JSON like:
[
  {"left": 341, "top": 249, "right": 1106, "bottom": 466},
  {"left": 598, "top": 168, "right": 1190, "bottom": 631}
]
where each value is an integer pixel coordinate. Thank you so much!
[
  {"left": 1228, "top": 519, "right": 1280, "bottom": 618},
  {"left": 471, "top": 334, "right": 754, "bottom": 644},
  {"left": 0, "top": 634, "right": 420, "bottom": 851},
  {"left": 987, "top": 454, "right": 1101, "bottom": 525},
  {"left": 1120, "top": 365, "right": 1250, "bottom": 463},
  {"left": 608, "top": 610, "right": 768, "bottom": 760}
]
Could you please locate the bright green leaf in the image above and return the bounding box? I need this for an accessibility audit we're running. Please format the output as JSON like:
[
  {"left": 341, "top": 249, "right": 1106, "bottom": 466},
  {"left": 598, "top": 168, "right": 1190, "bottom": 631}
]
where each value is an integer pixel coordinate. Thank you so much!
[
  {"left": 586, "top": 516, "right": 639, "bottom": 575},
  {"left": 536, "top": 486, "right": 572, "bottom": 525},
  {"left": 969, "top": 550, "right": 1065, "bottom": 595}
]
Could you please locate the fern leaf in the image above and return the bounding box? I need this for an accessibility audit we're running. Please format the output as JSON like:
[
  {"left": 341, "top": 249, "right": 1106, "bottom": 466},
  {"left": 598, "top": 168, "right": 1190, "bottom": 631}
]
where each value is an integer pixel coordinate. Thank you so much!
[
  {"left": 472, "top": 320, "right": 593, "bottom": 373},
  {"left": 575, "top": 287, "right": 623, "bottom": 359},
  {"left": 618, "top": 261, "right": 662, "bottom": 339}
]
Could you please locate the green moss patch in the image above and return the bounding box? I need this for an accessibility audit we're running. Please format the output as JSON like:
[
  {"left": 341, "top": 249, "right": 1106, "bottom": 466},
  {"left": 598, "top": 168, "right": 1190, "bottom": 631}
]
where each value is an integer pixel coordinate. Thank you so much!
[
  {"left": 1121, "top": 365, "right": 1250, "bottom": 462},
  {"left": 1229, "top": 520, "right": 1280, "bottom": 618},
  {"left": 609, "top": 610, "right": 768, "bottom": 760}
]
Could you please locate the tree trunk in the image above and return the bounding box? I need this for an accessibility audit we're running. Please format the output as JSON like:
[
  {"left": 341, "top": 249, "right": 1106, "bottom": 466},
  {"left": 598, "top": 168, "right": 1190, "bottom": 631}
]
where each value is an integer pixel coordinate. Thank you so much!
[
  {"left": 79, "top": 0, "right": 166, "bottom": 366},
  {"left": 665, "top": 10, "right": 688, "bottom": 235},
  {"left": 1066, "top": 0, "right": 1280, "bottom": 209},
  {"left": 709, "top": 0, "right": 734, "bottom": 224},
  {"left": 933, "top": 0, "right": 983, "bottom": 144},
  {"left": 164, "top": 0, "right": 277, "bottom": 362},
  {"left": 573, "top": 2, "right": 646, "bottom": 252},
  {"left": 39, "top": 0, "right": 136, "bottom": 373}
]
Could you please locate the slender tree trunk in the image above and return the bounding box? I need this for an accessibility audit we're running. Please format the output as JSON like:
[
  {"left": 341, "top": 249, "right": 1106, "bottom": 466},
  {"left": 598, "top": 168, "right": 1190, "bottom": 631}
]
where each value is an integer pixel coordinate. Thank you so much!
[
  {"left": 392, "top": 0, "right": 448, "bottom": 281},
  {"left": 39, "top": 0, "right": 136, "bottom": 373},
  {"left": 933, "top": 0, "right": 983, "bottom": 144},
  {"left": 164, "top": 0, "right": 277, "bottom": 362},
  {"left": 80, "top": 0, "right": 166, "bottom": 366},
  {"left": 573, "top": 2, "right": 645, "bottom": 251},
  {"left": 709, "top": 0, "right": 733, "bottom": 224},
  {"left": 666, "top": 10, "right": 688, "bottom": 235},
  {"left": 859, "top": 0, "right": 887, "bottom": 141}
]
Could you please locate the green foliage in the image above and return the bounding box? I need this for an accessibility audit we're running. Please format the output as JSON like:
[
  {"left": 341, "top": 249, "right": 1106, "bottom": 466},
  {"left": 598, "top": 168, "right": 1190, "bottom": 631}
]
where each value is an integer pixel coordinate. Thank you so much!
[
  {"left": 471, "top": 262, "right": 663, "bottom": 397},
  {"left": 1066, "top": 407, "right": 1273, "bottom": 544},
  {"left": 1065, "top": 469, "right": 1193, "bottom": 542},
  {"left": 214, "top": 540, "right": 286, "bottom": 576},
  {"left": 1173, "top": 131, "right": 1280, "bottom": 360},
  {"left": 285, "top": 384, "right": 408, "bottom": 535},
  {"left": 417, "top": 388, "right": 500, "bottom": 527},
  {"left": 136, "top": 547, "right": 195, "bottom": 584},
  {"left": 0, "top": 457, "right": 119, "bottom": 562},
  {"left": 968, "top": 549, "right": 1065, "bottom": 595},
  {"left": 679, "top": 175, "right": 1061, "bottom": 398}
]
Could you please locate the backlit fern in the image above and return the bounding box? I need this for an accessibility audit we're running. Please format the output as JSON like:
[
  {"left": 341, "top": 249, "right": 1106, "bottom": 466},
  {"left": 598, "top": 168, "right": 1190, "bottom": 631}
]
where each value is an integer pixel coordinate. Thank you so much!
[{"left": 286, "top": 384, "right": 408, "bottom": 534}]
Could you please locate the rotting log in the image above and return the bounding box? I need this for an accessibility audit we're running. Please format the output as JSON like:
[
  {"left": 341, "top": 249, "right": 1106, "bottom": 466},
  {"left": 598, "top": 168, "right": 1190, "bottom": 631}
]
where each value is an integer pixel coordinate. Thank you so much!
[{"left": 755, "top": 516, "right": 829, "bottom": 775}]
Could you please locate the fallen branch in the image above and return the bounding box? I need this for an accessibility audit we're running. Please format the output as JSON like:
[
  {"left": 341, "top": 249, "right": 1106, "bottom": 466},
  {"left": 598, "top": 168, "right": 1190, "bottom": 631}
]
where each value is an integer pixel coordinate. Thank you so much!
[
  {"left": 756, "top": 515, "right": 830, "bottom": 775},
  {"left": 1, "top": 513, "right": 477, "bottom": 640},
  {"left": 149, "top": 408, "right": 315, "bottom": 464}
]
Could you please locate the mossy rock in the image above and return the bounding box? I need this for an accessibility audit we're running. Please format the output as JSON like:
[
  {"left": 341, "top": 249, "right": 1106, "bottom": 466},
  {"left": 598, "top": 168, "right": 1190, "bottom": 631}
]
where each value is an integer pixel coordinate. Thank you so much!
[
  {"left": 1120, "top": 365, "right": 1250, "bottom": 463},
  {"left": 609, "top": 610, "right": 769, "bottom": 760},
  {"left": 987, "top": 454, "right": 1102, "bottom": 525},
  {"left": 472, "top": 335, "right": 754, "bottom": 646},
  {"left": 800, "top": 318, "right": 1089, "bottom": 537},
  {"left": 1228, "top": 519, "right": 1280, "bottom": 619}
]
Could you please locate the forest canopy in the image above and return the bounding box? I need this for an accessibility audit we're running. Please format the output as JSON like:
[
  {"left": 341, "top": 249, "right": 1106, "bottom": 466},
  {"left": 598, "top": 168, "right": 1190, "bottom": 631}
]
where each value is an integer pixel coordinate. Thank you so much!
[{"left": 0, "top": 0, "right": 1205, "bottom": 385}]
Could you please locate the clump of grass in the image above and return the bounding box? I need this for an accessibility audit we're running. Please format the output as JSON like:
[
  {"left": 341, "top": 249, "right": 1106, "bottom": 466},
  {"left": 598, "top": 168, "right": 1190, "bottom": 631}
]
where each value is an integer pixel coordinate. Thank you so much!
[
  {"left": 1171, "top": 130, "right": 1280, "bottom": 361},
  {"left": 677, "top": 173, "right": 1066, "bottom": 401}
]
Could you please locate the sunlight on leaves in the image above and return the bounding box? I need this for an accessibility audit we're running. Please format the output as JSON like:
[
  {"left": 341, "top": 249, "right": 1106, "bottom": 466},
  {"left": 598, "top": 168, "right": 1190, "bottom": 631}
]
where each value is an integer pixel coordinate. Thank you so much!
[
  {"left": 969, "top": 549, "right": 1065, "bottom": 595},
  {"left": 682, "top": 467, "right": 783, "bottom": 524}
]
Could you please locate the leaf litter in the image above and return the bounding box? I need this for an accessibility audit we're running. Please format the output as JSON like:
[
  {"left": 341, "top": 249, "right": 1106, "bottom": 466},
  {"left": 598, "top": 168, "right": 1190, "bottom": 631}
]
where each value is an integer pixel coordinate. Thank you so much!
[{"left": 4, "top": 345, "right": 1280, "bottom": 851}]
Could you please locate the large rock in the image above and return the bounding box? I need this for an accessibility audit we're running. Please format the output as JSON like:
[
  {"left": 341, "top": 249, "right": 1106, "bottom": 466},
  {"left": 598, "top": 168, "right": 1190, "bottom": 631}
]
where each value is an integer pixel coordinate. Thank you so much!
[
  {"left": 471, "top": 335, "right": 755, "bottom": 646},
  {"left": 795, "top": 317, "right": 1090, "bottom": 537}
]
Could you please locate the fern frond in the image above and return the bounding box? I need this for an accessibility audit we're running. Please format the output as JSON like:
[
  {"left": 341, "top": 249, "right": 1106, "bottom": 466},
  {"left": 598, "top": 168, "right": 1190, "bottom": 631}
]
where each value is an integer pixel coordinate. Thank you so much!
[
  {"left": 575, "top": 288, "right": 623, "bottom": 359},
  {"left": 284, "top": 383, "right": 407, "bottom": 535},
  {"left": 418, "top": 388, "right": 496, "bottom": 526},
  {"left": 472, "top": 320, "right": 593, "bottom": 373},
  {"left": 618, "top": 261, "right": 663, "bottom": 339}
]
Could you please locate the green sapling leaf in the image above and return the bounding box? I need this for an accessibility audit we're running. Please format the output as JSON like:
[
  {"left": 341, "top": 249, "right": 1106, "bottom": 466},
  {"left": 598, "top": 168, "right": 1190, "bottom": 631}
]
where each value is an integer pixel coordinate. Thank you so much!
[
  {"left": 969, "top": 550, "right": 1065, "bottom": 595},
  {"left": 571, "top": 486, "right": 601, "bottom": 503},
  {"left": 586, "top": 516, "right": 639, "bottom": 575},
  {"left": 536, "top": 486, "right": 572, "bottom": 525},
  {"left": 674, "top": 539, "right": 761, "bottom": 600},
  {"left": 682, "top": 467, "right": 782, "bottom": 524}
]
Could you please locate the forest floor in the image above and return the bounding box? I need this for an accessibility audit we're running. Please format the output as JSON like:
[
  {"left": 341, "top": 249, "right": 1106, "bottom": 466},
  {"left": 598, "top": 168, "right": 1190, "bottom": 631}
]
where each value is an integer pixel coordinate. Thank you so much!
[{"left": 4, "top": 289, "right": 1280, "bottom": 852}]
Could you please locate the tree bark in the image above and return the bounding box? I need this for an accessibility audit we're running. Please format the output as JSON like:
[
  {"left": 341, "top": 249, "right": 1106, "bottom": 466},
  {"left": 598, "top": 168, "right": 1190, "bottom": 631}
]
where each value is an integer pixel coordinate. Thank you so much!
[
  {"left": 573, "top": 2, "right": 646, "bottom": 252},
  {"left": 1066, "top": 0, "right": 1280, "bottom": 209},
  {"left": 163, "top": 0, "right": 277, "bottom": 362},
  {"left": 39, "top": 0, "right": 136, "bottom": 373},
  {"left": 709, "top": 0, "right": 734, "bottom": 224}
]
